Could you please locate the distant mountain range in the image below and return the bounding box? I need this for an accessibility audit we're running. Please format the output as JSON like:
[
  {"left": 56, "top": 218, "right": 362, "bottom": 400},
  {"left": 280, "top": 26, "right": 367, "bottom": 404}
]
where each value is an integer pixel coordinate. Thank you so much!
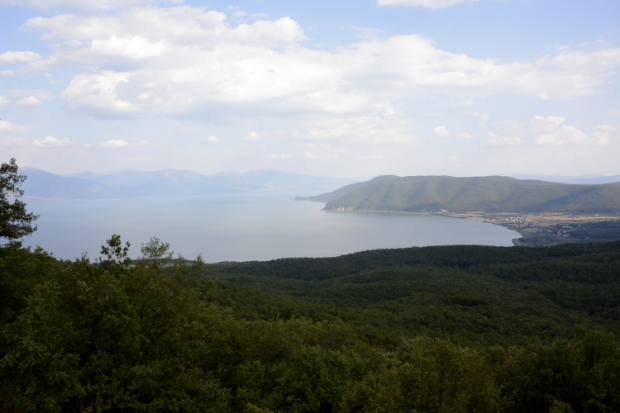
[
  {"left": 20, "top": 168, "right": 359, "bottom": 200},
  {"left": 297, "top": 175, "right": 620, "bottom": 214}
]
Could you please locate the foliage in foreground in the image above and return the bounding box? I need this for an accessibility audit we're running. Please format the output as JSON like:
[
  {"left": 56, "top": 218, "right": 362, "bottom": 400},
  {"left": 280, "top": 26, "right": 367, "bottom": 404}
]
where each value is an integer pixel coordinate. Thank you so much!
[{"left": 1, "top": 238, "right": 620, "bottom": 412}]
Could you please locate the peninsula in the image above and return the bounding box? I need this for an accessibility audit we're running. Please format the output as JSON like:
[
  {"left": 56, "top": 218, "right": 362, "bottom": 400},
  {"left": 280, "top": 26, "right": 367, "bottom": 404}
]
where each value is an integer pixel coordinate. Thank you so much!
[{"left": 296, "top": 175, "right": 620, "bottom": 246}]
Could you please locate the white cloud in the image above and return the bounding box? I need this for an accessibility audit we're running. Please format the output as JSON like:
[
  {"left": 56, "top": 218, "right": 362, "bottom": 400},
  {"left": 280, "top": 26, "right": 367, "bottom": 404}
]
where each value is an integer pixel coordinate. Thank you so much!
[
  {"left": 494, "top": 120, "right": 524, "bottom": 136},
  {"left": 8, "top": 89, "right": 54, "bottom": 106},
  {"left": 44, "top": 73, "right": 63, "bottom": 84},
  {"left": 530, "top": 116, "right": 616, "bottom": 146},
  {"left": 8, "top": 89, "right": 54, "bottom": 98},
  {"left": 243, "top": 131, "right": 260, "bottom": 141},
  {"left": 433, "top": 126, "right": 450, "bottom": 137},
  {"left": 16, "top": 96, "right": 42, "bottom": 106},
  {"left": 463, "top": 110, "right": 489, "bottom": 125},
  {"left": 0, "top": 119, "right": 30, "bottom": 134},
  {"left": 33, "top": 136, "right": 76, "bottom": 147},
  {"left": 292, "top": 103, "right": 417, "bottom": 144},
  {"left": 592, "top": 124, "right": 618, "bottom": 146},
  {"left": 0, "top": 70, "right": 14, "bottom": 76},
  {"left": 0, "top": 0, "right": 179, "bottom": 11},
  {"left": 303, "top": 144, "right": 345, "bottom": 160},
  {"left": 0, "top": 50, "right": 51, "bottom": 71},
  {"left": 531, "top": 116, "right": 589, "bottom": 146},
  {"left": 98, "top": 138, "right": 128, "bottom": 148},
  {"left": 167, "top": 122, "right": 197, "bottom": 133},
  {"left": 606, "top": 109, "right": 620, "bottom": 116},
  {"left": 15, "top": 6, "right": 620, "bottom": 118},
  {"left": 0, "top": 50, "right": 43, "bottom": 64},
  {"left": 433, "top": 125, "right": 473, "bottom": 139},
  {"left": 204, "top": 135, "right": 219, "bottom": 143},
  {"left": 268, "top": 153, "right": 291, "bottom": 160},
  {"left": 486, "top": 131, "right": 524, "bottom": 146},
  {"left": 377, "top": 0, "right": 479, "bottom": 10},
  {"left": 0, "top": 96, "right": 8, "bottom": 106},
  {"left": 0, "top": 136, "right": 27, "bottom": 147},
  {"left": 62, "top": 71, "right": 139, "bottom": 116},
  {"left": 458, "top": 99, "right": 475, "bottom": 107}
]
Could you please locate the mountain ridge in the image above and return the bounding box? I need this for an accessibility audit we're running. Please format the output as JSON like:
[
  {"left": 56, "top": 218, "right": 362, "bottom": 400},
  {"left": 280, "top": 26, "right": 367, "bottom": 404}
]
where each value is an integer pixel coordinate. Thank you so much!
[
  {"left": 20, "top": 167, "right": 360, "bottom": 200},
  {"left": 310, "top": 175, "right": 620, "bottom": 214}
]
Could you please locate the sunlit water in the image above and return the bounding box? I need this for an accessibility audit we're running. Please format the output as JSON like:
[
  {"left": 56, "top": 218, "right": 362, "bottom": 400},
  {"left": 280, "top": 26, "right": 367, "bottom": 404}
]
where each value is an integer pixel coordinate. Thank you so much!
[{"left": 24, "top": 192, "right": 520, "bottom": 262}]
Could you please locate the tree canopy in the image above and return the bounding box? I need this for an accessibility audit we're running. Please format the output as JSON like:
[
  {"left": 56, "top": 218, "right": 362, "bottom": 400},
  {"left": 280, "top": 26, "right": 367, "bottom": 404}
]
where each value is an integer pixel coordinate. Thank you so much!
[{"left": 0, "top": 158, "right": 38, "bottom": 241}]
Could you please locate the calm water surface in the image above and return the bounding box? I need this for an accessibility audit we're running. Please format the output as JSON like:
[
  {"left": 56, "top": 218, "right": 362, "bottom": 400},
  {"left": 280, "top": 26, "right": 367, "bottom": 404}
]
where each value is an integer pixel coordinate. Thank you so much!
[{"left": 25, "top": 193, "right": 520, "bottom": 262}]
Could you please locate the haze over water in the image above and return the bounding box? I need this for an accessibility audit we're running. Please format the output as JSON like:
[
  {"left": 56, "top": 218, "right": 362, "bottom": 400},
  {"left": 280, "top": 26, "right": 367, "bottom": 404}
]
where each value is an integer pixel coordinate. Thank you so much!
[{"left": 25, "top": 193, "right": 520, "bottom": 262}]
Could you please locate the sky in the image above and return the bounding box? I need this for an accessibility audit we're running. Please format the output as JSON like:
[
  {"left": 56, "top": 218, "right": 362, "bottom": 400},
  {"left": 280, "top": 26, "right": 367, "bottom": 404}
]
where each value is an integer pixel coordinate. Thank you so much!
[{"left": 0, "top": 0, "right": 619, "bottom": 178}]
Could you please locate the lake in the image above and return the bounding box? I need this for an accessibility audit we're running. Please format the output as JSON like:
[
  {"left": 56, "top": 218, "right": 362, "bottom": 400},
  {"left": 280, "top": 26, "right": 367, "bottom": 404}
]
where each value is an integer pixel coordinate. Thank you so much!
[{"left": 24, "top": 192, "right": 521, "bottom": 262}]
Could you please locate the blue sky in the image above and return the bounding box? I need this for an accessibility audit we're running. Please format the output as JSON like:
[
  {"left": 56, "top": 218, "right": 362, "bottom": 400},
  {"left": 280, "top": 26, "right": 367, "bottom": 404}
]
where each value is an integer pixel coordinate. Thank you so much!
[{"left": 0, "top": 0, "right": 619, "bottom": 177}]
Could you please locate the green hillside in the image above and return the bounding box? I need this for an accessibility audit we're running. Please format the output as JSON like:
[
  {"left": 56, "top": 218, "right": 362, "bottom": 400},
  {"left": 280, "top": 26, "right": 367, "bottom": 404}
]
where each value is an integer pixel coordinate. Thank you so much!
[
  {"left": 320, "top": 175, "right": 620, "bottom": 214},
  {"left": 209, "top": 240, "right": 620, "bottom": 347}
]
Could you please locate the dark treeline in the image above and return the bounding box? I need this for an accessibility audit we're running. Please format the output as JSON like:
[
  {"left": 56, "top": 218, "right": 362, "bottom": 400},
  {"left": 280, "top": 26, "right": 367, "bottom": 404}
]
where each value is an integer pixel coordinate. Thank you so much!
[{"left": 2, "top": 237, "right": 620, "bottom": 412}]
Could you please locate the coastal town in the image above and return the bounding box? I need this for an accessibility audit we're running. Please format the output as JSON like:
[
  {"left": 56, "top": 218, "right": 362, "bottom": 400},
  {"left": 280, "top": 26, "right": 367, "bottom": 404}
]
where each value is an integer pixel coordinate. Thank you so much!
[{"left": 437, "top": 212, "right": 620, "bottom": 246}]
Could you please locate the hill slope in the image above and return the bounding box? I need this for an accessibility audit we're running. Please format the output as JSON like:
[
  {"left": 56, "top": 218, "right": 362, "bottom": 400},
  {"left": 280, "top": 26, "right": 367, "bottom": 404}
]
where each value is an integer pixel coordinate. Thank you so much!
[
  {"left": 208, "top": 240, "right": 620, "bottom": 346},
  {"left": 321, "top": 175, "right": 620, "bottom": 214}
]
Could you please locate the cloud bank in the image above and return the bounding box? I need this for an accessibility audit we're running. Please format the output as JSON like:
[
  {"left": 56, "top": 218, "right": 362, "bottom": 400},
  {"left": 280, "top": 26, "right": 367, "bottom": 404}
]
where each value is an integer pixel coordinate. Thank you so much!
[{"left": 2, "top": 5, "right": 615, "bottom": 121}]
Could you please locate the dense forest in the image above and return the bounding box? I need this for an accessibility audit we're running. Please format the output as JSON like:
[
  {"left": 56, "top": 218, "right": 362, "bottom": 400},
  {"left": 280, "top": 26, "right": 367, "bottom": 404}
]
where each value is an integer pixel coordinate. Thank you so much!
[
  {"left": 2, "top": 237, "right": 620, "bottom": 412},
  {"left": 303, "top": 175, "right": 620, "bottom": 214},
  {"left": 2, "top": 159, "right": 620, "bottom": 412}
]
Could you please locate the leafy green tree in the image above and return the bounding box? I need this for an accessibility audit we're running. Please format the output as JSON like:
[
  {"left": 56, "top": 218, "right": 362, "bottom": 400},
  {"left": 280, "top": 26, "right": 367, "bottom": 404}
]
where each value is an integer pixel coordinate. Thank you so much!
[
  {"left": 341, "top": 337, "right": 506, "bottom": 413},
  {"left": 0, "top": 158, "right": 38, "bottom": 241},
  {"left": 141, "top": 236, "right": 173, "bottom": 266}
]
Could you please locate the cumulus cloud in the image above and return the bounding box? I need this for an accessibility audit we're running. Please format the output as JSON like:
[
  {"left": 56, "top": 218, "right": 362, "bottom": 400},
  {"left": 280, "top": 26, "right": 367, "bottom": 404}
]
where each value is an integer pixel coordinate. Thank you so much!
[
  {"left": 13, "top": 6, "right": 620, "bottom": 119},
  {"left": 377, "top": 0, "right": 479, "bottom": 10},
  {"left": 458, "top": 99, "right": 475, "bottom": 107},
  {"left": 494, "top": 120, "right": 525, "bottom": 136},
  {"left": 0, "top": 0, "right": 180, "bottom": 11},
  {"left": 204, "top": 135, "right": 219, "bottom": 143},
  {"left": 531, "top": 116, "right": 616, "bottom": 146},
  {"left": 0, "top": 119, "right": 29, "bottom": 147},
  {"left": 0, "top": 70, "right": 14, "bottom": 76},
  {"left": 486, "top": 131, "right": 524, "bottom": 146},
  {"left": 0, "top": 96, "right": 8, "bottom": 106},
  {"left": 243, "top": 131, "right": 260, "bottom": 141},
  {"left": 606, "top": 109, "right": 620, "bottom": 116},
  {"left": 268, "top": 153, "right": 291, "bottom": 160},
  {"left": 33, "top": 136, "right": 76, "bottom": 147},
  {"left": 433, "top": 126, "right": 450, "bottom": 137},
  {"left": 167, "top": 122, "right": 197, "bottom": 133},
  {"left": 433, "top": 125, "right": 473, "bottom": 139},
  {"left": 0, "top": 119, "right": 30, "bottom": 134},
  {"left": 0, "top": 136, "right": 27, "bottom": 147},
  {"left": 292, "top": 103, "right": 417, "bottom": 144},
  {"left": 592, "top": 124, "right": 618, "bottom": 146},
  {"left": 8, "top": 89, "right": 54, "bottom": 106},
  {"left": 463, "top": 110, "right": 489, "bottom": 125},
  {"left": 98, "top": 138, "right": 128, "bottom": 148},
  {"left": 16, "top": 96, "right": 42, "bottom": 106},
  {"left": 303, "top": 144, "right": 345, "bottom": 160},
  {"left": 531, "top": 116, "right": 588, "bottom": 146},
  {"left": 0, "top": 50, "right": 43, "bottom": 64},
  {"left": 0, "top": 50, "right": 51, "bottom": 71}
]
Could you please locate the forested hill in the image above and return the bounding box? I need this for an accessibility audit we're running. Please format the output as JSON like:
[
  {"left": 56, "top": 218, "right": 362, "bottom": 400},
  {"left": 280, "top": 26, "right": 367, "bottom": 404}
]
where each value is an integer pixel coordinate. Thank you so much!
[
  {"left": 318, "top": 175, "right": 620, "bottom": 214},
  {"left": 209, "top": 240, "right": 620, "bottom": 346}
]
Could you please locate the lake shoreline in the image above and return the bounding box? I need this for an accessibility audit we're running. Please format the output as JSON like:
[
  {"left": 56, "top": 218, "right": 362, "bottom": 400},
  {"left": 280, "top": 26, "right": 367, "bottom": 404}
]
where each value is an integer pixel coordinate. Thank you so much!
[{"left": 322, "top": 208, "right": 620, "bottom": 247}]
